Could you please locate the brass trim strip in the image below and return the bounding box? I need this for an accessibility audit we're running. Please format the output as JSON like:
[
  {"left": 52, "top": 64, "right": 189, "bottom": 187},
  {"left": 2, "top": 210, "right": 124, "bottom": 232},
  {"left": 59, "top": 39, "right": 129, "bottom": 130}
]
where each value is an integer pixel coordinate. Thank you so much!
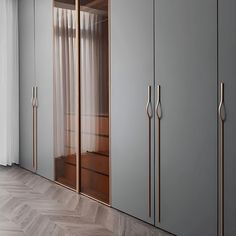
[
  {"left": 155, "top": 85, "right": 162, "bottom": 223},
  {"left": 54, "top": 181, "right": 77, "bottom": 192},
  {"left": 80, "top": 192, "right": 111, "bottom": 207},
  {"left": 75, "top": 0, "right": 80, "bottom": 194},
  {"left": 146, "top": 85, "right": 153, "bottom": 218},
  {"left": 218, "top": 82, "right": 226, "bottom": 236},
  {"left": 108, "top": 0, "right": 111, "bottom": 205}
]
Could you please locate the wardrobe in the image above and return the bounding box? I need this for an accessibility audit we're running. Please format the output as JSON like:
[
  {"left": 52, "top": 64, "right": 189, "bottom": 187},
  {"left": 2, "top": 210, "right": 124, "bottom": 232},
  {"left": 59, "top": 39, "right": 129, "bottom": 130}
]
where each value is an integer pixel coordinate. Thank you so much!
[
  {"left": 111, "top": 0, "right": 236, "bottom": 236},
  {"left": 19, "top": 0, "right": 236, "bottom": 235}
]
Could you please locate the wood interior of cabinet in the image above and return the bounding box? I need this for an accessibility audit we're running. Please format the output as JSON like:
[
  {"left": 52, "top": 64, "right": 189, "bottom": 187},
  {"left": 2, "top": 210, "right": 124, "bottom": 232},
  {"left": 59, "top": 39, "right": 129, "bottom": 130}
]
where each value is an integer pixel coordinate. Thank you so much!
[
  {"left": 55, "top": 154, "right": 77, "bottom": 189},
  {"left": 80, "top": 115, "right": 109, "bottom": 204},
  {"left": 79, "top": 0, "right": 109, "bottom": 204}
]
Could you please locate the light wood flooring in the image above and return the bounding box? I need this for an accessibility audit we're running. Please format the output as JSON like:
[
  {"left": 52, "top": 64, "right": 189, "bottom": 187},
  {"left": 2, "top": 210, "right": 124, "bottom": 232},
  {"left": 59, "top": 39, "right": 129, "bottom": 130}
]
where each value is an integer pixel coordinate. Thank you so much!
[
  {"left": 0, "top": 165, "right": 172, "bottom": 236},
  {"left": 0, "top": 165, "right": 114, "bottom": 236}
]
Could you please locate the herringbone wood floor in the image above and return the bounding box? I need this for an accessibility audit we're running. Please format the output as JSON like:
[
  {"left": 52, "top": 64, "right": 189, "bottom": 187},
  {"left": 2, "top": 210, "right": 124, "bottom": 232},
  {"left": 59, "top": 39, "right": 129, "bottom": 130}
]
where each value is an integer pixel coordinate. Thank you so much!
[
  {"left": 0, "top": 166, "right": 172, "bottom": 236},
  {"left": 0, "top": 165, "right": 115, "bottom": 236}
]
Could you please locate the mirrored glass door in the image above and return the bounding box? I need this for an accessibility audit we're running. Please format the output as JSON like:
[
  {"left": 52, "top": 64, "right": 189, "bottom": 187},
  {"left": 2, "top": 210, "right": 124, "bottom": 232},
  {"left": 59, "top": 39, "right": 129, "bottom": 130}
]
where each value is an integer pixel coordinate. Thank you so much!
[{"left": 80, "top": 0, "right": 109, "bottom": 204}]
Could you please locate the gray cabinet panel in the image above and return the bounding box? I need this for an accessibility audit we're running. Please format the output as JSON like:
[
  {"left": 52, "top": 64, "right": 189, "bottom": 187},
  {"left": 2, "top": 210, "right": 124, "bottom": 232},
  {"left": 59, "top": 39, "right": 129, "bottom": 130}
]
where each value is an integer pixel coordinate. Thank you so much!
[
  {"left": 111, "top": 0, "right": 155, "bottom": 223},
  {"left": 19, "top": 0, "right": 35, "bottom": 172},
  {"left": 219, "top": 1, "right": 236, "bottom": 235},
  {"left": 155, "top": 1, "right": 217, "bottom": 235},
  {"left": 19, "top": 0, "right": 53, "bottom": 180},
  {"left": 35, "top": 0, "right": 54, "bottom": 180}
]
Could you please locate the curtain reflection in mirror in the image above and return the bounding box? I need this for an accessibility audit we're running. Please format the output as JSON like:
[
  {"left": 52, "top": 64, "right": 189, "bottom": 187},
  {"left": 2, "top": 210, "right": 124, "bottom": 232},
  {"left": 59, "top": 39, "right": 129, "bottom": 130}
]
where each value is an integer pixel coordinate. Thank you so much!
[{"left": 81, "top": 11, "right": 102, "bottom": 153}]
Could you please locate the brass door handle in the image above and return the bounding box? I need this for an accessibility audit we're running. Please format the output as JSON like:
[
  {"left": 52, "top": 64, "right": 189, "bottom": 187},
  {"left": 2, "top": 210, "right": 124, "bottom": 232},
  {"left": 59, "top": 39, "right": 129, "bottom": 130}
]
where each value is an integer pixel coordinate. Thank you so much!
[
  {"left": 219, "top": 82, "right": 226, "bottom": 122},
  {"left": 146, "top": 85, "right": 152, "bottom": 218},
  {"left": 156, "top": 85, "right": 161, "bottom": 223},
  {"left": 34, "top": 86, "right": 38, "bottom": 108},
  {"left": 218, "top": 82, "right": 226, "bottom": 236},
  {"left": 146, "top": 85, "right": 153, "bottom": 118},
  {"left": 155, "top": 85, "right": 162, "bottom": 119},
  {"left": 34, "top": 86, "right": 38, "bottom": 170},
  {"left": 32, "top": 86, "right": 35, "bottom": 169},
  {"left": 32, "top": 86, "right": 38, "bottom": 171},
  {"left": 31, "top": 87, "right": 36, "bottom": 107}
]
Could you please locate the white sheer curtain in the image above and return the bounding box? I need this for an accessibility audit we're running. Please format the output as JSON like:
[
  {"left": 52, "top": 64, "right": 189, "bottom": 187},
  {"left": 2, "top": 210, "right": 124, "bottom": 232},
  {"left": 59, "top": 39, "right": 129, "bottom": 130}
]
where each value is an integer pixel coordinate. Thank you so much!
[
  {"left": 54, "top": 7, "right": 76, "bottom": 158},
  {"left": 80, "top": 11, "right": 101, "bottom": 153},
  {"left": 0, "top": 0, "right": 19, "bottom": 166}
]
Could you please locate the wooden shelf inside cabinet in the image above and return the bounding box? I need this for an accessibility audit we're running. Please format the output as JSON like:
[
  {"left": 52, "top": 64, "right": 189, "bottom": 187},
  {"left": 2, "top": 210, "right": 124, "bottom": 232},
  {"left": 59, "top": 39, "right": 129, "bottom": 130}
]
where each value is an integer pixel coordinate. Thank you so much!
[
  {"left": 55, "top": 154, "right": 77, "bottom": 189},
  {"left": 81, "top": 151, "right": 109, "bottom": 204}
]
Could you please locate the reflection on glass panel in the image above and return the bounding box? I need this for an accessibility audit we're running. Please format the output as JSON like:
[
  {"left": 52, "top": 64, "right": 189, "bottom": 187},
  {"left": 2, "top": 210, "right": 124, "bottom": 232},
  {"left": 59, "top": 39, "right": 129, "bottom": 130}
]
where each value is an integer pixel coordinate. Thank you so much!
[
  {"left": 53, "top": 0, "right": 77, "bottom": 190},
  {"left": 80, "top": 0, "right": 109, "bottom": 203}
]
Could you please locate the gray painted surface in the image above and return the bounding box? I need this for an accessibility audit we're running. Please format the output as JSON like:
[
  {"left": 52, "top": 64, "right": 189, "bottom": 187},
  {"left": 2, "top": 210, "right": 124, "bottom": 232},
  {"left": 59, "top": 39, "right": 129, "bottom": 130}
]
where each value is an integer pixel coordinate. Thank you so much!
[
  {"left": 35, "top": 0, "right": 54, "bottom": 180},
  {"left": 219, "top": 1, "right": 236, "bottom": 235},
  {"left": 19, "top": 0, "right": 35, "bottom": 172},
  {"left": 155, "top": 1, "right": 217, "bottom": 235},
  {"left": 111, "top": 0, "right": 155, "bottom": 224},
  {"left": 19, "top": 0, "right": 54, "bottom": 180}
]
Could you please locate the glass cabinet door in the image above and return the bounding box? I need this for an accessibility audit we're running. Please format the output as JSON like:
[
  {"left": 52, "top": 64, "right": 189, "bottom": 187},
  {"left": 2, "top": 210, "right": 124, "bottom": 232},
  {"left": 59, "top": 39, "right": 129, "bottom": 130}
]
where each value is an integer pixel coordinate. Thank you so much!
[
  {"left": 80, "top": 0, "right": 109, "bottom": 204},
  {"left": 53, "top": 0, "right": 78, "bottom": 190}
]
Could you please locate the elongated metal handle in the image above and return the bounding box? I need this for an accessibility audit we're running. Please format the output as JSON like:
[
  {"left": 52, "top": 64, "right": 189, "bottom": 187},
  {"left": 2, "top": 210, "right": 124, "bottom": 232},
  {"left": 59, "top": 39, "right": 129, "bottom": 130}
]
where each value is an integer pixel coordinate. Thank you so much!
[
  {"left": 155, "top": 85, "right": 162, "bottom": 119},
  {"left": 31, "top": 87, "right": 35, "bottom": 107},
  {"left": 34, "top": 86, "right": 38, "bottom": 170},
  {"left": 156, "top": 85, "right": 161, "bottom": 222},
  {"left": 146, "top": 86, "right": 153, "bottom": 118},
  {"left": 218, "top": 82, "right": 225, "bottom": 236},
  {"left": 32, "top": 87, "right": 35, "bottom": 169},
  {"left": 219, "top": 83, "right": 226, "bottom": 121},
  {"left": 146, "top": 86, "right": 152, "bottom": 218},
  {"left": 32, "top": 86, "right": 38, "bottom": 171},
  {"left": 34, "top": 86, "right": 38, "bottom": 108}
]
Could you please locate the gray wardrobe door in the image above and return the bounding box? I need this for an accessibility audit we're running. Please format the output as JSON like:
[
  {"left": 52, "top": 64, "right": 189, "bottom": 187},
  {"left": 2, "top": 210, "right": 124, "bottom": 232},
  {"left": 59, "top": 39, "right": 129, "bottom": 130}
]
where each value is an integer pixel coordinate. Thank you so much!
[
  {"left": 34, "top": 0, "right": 54, "bottom": 180},
  {"left": 19, "top": 0, "right": 35, "bottom": 172},
  {"left": 219, "top": 1, "right": 236, "bottom": 235},
  {"left": 111, "top": 0, "right": 155, "bottom": 223},
  {"left": 155, "top": 1, "right": 217, "bottom": 235}
]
